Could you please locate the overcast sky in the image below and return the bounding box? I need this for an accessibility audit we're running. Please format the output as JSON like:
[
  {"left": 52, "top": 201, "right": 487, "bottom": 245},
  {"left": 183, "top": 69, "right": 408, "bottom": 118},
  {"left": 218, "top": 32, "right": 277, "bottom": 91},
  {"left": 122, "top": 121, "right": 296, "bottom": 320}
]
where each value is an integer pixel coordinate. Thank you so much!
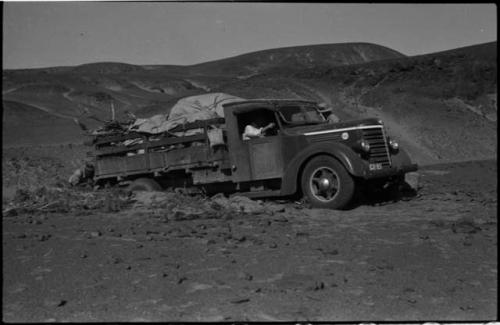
[{"left": 3, "top": 2, "right": 497, "bottom": 69}]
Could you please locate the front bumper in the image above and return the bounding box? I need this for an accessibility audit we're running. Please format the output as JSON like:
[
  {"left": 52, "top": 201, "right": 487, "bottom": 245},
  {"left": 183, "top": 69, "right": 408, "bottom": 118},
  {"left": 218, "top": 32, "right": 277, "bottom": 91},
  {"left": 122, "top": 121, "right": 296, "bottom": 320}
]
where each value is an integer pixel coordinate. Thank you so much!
[
  {"left": 362, "top": 148, "right": 418, "bottom": 180},
  {"left": 364, "top": 162, "right": 418, "bottom": 179}
]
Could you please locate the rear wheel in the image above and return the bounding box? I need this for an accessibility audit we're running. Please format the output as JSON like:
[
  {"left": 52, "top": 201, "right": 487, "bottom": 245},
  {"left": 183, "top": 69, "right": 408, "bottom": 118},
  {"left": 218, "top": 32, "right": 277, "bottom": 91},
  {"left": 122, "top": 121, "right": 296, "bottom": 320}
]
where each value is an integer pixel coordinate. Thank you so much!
[
  {"left": 127, "top": 178, "right": 162, "bottom": 192},
  {"left": 301, "top": 156, "right": 355, "bottom": 209}
]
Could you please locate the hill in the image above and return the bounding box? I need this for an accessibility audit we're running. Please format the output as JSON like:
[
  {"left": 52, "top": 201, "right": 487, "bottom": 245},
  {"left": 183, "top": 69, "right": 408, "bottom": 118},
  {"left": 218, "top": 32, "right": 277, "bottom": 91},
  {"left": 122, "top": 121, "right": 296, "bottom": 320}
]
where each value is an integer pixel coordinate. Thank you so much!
[
  {"left": 2, "top": 41, "right": 496, "bottom": 164},
  {"left": 184, "top": 42, "right": 405, "bottom": 77},
  {"left": 214, "top": 42, "right": 497, "bottom": 164},
  {"left": 2, "top": 42, "right": 403, "bottom": 144}
]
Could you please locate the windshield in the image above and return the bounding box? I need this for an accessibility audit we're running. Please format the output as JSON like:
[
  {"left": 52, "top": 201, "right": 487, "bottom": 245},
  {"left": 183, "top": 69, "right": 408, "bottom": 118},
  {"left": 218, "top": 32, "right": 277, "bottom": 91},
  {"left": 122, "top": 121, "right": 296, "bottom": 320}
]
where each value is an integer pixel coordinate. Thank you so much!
[{"left": 279, "top": 105, "right": 326, "bottom": 125}]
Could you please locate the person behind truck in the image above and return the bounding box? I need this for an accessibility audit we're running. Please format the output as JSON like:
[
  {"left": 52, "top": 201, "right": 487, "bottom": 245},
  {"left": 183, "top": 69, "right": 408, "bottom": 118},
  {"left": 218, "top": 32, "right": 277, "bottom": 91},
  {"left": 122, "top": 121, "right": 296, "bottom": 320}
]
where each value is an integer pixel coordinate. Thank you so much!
[
  {"left": 318, "top": 102, "right": 340, "bottom": 124},
  {"left": 327, "top": 112, "right": 340, "bottom": 123},
  {"left": 242, "top": 121, "right": 276, "bottom": 140},
  {"left": 69, "top": 161, "right": 95, "bottom": 186}
]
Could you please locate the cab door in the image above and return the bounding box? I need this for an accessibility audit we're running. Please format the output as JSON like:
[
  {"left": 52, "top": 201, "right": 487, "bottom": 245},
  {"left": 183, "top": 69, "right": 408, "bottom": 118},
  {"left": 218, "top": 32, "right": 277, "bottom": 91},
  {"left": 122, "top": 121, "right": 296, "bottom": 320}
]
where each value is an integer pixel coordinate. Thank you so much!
[
  {"left": 247, "top": 136, "right": 283, "bottom": 180},
  {"left": 225, "top": 105, "right": 284, "bottom": 182}
]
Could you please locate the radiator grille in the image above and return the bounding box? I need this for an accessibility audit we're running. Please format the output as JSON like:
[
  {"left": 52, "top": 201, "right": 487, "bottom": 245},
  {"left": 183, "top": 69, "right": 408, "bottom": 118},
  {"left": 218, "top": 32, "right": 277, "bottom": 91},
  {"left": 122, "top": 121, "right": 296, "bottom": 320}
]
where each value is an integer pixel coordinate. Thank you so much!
[{"left": 362, "top": 127, "right": 391, "bottom": 168}]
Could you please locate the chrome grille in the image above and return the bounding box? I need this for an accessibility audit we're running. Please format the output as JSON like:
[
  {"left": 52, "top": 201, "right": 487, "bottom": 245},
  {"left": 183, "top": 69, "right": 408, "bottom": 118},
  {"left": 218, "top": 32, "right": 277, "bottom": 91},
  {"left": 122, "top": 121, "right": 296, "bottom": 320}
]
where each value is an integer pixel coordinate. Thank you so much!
[{"left": 362, "top": 127, "right": 391, "bottom": 167}]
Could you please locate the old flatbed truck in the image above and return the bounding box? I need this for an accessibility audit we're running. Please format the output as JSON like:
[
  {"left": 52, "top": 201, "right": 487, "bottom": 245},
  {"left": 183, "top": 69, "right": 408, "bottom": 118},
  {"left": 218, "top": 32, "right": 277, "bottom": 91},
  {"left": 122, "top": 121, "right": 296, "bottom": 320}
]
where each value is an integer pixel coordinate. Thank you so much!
[{"left": 89, "top": 99, "right": 418, "bottom": 209}]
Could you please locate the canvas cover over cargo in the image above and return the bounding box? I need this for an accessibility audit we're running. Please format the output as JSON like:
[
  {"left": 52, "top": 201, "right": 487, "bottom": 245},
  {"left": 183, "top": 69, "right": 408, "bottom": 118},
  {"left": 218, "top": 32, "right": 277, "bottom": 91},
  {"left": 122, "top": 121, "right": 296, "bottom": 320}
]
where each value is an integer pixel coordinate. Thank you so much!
[{"left": 128, "top": 92, "right": 245, "bottom": 136}]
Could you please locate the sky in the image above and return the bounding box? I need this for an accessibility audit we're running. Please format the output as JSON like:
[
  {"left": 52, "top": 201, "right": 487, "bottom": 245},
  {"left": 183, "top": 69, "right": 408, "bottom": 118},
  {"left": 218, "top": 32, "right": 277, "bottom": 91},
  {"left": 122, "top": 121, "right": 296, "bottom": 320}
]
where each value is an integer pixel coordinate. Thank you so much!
[{"left": 3, "top": 2, "right": 497, "bottom": 69}]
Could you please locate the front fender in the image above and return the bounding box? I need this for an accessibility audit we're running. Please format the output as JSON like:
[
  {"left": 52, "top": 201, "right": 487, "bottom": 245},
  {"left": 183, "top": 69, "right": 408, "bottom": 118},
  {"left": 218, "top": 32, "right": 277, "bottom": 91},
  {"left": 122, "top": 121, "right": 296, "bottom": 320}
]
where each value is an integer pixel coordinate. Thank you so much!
[
  {"left": 280, "top": 142, "right": 365, "bottom": 196},
  {"left": 391, "top": 148, "right": 417, "bottom": 170}
]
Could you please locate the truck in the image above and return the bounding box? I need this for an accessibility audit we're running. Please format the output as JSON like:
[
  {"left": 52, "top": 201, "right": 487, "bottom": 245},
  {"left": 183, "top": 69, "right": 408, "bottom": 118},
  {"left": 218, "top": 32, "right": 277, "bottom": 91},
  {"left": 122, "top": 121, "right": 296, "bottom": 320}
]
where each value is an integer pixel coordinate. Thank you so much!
[{"left": 88, "top": 99, "right": 418, "bottom": 209}]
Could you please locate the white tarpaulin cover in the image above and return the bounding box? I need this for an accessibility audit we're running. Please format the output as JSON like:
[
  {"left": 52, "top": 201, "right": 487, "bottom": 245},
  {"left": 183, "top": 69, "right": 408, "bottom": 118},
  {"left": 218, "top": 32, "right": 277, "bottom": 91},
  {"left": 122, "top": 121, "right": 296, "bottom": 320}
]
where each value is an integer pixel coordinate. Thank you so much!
[
  {"left": 169, "top": 92, "right": 245, "bottom": 119},
  {"left": 129, "top": 93, "right": 245, "bottom": 135}
]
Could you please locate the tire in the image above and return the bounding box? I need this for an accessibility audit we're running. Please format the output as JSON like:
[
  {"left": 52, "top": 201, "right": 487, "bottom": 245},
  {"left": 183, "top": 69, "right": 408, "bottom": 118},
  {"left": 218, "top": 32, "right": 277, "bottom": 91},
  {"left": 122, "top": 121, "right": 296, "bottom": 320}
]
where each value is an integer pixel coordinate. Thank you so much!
[
  {"left": 127, "top": 178, "right": 162, "bottom": 192},
  {"left": 301, "top": 155, "right": 355, "bottom": 209}
]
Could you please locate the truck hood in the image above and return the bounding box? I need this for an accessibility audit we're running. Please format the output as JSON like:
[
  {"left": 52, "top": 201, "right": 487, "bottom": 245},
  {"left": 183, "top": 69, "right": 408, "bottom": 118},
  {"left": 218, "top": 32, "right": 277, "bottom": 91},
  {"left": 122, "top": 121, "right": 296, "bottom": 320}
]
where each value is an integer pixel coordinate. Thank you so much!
[{"left": 282, "top": 118, "right": 383, "bottom": 135}]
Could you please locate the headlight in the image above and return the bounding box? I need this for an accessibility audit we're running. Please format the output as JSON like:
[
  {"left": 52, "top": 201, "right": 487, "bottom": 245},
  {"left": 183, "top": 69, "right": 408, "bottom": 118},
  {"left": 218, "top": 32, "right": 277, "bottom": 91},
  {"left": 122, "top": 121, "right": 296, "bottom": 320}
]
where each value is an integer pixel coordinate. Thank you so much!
[
  {"left": 389, "top": 139, "right": 399, "bottom": 152},
  {"left": 360, "top": 139, "right": 370, "bottom": 153}
]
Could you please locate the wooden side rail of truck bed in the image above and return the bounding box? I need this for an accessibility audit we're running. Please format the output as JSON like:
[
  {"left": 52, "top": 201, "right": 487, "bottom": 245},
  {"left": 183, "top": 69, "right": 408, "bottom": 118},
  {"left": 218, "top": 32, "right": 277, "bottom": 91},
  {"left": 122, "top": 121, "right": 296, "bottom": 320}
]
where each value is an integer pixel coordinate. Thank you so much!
[
  {"left": 92, "top": 117, "right": 226, "bottom": 157},
  {"left": 95, "top": 134, "right": 207, "bottom": 157}
]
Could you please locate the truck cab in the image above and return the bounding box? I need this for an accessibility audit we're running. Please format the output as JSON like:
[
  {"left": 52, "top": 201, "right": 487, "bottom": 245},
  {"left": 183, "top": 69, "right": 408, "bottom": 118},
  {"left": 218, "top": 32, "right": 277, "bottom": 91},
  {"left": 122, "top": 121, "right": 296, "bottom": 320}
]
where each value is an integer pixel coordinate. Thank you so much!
[{"left": 219, "top": 99, "right": 417, "bottom": 208}]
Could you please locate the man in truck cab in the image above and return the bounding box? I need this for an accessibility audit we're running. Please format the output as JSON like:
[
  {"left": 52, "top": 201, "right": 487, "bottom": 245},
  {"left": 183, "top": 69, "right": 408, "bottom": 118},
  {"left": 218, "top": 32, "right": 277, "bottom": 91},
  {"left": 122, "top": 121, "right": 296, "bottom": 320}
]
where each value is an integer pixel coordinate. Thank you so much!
[{"left": 242, "top": 121, "right": 276, "bottom": 140}]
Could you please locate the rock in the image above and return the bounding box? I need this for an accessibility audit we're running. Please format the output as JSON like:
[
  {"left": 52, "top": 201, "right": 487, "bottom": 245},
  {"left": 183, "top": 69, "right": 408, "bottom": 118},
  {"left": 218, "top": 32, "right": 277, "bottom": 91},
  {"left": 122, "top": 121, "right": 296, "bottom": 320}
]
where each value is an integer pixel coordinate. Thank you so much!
[
  {"left": 309, "top": 281, "right": 325, "bottom": 291},
  {"left": 112, "top": 257, "right": 123, "bottom": 264},
  {"left": 325, "top": 249, "right": 339, "bottom": 255},
  {"left": 269, "top": 242, "right": 278, "bottom": 248},
  {"left": 37, "top": 234, "right": 51, "bottom": 242},
  {"left": 272, "top": 215, "right": 288, "bottom": 223},
  {"left": 214, "top": 195, "right": 266, "bottom": 214},
  {"left": 452, "top": 218, "right": 482, "bottom": 234},
  {"left": 235, "top": 235, "right": 246, "bottom": 243},
  {"left": 238, "top": 271, "right": 253, "bottom": 281},
  {"left": 266, "top": 204, "right": 286, "bottom": 213},
  {"left": 405, "top": 172, "right": 420, "bottom": 191},
  {"left": 90, "top": 231, "right": 101, "bottom": 238},
  {"left": 230, "top": 297, "right": 250, "bottom": 304},
  {"left": 45, "top": 299, "right": 67, "bottom": 308},
  {"left": 171, "top": 207, "right": 205, "bottom": 221},
  {"left": 177, "top": 276, "right": 187, "bottom": 284}
]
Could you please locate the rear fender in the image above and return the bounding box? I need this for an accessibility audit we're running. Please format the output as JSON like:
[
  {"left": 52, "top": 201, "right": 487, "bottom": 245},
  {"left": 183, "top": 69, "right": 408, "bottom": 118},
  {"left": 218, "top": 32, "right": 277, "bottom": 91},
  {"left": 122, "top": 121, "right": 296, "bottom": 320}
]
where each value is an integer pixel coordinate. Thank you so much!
[{"left": 280, "top": 142, "right": 365, "bottom": 195}]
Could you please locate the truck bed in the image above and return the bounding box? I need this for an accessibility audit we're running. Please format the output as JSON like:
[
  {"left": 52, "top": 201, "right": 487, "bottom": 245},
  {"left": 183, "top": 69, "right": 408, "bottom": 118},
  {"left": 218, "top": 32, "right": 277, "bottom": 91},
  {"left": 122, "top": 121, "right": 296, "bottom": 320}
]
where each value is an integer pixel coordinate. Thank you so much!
[{"left": 90, "top": 117, "right": 227, "bottom": 180}]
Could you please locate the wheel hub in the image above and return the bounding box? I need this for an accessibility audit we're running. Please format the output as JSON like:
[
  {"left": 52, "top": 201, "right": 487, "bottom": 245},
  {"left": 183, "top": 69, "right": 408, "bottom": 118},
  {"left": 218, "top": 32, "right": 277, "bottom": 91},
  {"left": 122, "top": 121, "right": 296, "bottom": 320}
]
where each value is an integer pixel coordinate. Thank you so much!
[
  {"left": 310, "top": 167, "right": 339, "bottom": 202},
  {"left": 318, "top": 177, "right": 331, "bottom": 191}
]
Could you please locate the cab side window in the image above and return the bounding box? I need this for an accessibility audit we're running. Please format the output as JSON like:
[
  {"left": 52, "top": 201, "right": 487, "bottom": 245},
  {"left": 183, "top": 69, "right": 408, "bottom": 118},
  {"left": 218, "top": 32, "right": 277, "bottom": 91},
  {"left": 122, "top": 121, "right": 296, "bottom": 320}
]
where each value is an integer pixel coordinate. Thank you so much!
[{"left": 236, "top": 108, "right": 278, "bottom": 140}]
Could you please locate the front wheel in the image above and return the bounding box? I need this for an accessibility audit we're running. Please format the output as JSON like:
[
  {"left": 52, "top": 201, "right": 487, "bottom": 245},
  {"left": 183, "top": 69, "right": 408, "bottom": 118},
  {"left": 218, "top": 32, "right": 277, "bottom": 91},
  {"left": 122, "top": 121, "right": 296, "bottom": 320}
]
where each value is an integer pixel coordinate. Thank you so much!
[{"left": 301, "top": 156, "right": 355, "bottom": 209}]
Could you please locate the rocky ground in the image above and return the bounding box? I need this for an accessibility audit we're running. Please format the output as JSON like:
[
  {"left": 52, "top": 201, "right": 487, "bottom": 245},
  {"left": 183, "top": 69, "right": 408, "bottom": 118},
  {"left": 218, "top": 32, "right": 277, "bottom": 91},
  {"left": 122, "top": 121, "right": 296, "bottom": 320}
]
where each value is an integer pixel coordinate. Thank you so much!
[{"left": 2, "top": 147, "right": 497, "bottom": 322}]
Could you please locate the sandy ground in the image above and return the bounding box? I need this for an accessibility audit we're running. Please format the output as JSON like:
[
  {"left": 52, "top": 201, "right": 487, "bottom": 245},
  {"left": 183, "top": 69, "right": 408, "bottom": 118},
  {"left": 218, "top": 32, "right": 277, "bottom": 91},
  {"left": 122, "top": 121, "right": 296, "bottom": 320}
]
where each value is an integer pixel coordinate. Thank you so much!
[{"left": 2, "top": 159, "right": 497, "bottom": 322}]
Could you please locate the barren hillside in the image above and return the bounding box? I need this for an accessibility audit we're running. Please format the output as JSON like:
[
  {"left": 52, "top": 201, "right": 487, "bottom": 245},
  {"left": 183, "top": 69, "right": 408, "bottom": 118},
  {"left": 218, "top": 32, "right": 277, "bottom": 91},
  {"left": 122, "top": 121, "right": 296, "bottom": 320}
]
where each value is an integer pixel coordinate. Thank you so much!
[{"left": 2, "top": 42, "right": 496, "bottom": 164}]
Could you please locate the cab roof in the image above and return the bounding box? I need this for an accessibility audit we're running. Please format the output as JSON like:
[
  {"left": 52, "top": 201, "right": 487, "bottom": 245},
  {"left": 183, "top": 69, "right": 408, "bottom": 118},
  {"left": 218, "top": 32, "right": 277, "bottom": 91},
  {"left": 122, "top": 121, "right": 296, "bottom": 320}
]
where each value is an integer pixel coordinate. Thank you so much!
[{"left": 223, "top": 99, "right": 318, "bottom": 113}]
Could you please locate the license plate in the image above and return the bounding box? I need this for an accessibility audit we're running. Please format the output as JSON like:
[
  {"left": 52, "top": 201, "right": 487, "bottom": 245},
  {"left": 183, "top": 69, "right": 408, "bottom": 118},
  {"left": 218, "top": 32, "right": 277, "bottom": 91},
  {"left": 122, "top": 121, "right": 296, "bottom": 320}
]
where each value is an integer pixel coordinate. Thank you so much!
[{"left": 369, "top": 163, "right": 383, "bottom": 171}]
